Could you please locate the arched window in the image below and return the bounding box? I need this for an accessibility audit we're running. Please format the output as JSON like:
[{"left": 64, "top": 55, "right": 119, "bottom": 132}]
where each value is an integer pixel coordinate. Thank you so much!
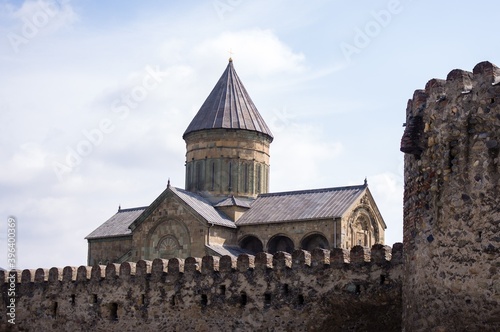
[
  {"left": 239, "top": 235, "right": 263, "bottom": 254},
  {"left": 267, "top": 235, "right": 294, "bottom": 254},
  {"left": 300, "top": 233, "right": 329, "bottom": 252}
]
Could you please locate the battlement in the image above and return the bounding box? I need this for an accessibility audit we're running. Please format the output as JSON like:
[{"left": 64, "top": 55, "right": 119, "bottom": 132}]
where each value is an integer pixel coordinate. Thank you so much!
[
  {"left": 400, "top": 61, "right": 499, "bottom": 331},
  {"left": 401, "top": 61, "right": 500, "bottom": 157},
  {"left": 2, "top": 244, "right": 402, "bottom": 284},
  {"left": 1, "top": 244, "right": 403, "bottom": 331}
]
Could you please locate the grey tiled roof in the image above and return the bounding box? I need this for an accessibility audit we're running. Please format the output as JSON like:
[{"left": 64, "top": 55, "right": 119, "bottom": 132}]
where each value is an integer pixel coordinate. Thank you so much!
[
  {"left": 235, "top": 185, "right": 367, "bottom": 226},
  {"left": 214, "top": 195, "right": 251, "bottom": 208},
  {"left": 85, "top": 207, "right": 147, "bottom": 239},
  {"left": 170, "top": 187, "right": 236, "bottom": 228},
  {"left": 87, "top": 186, "right": 237, "bottom": 240},
  {"left": 183, "top": 60, "right": 273, "bottom": 140},
  {"left": 205, "top": 244, "right": 254, "bottom": 258}
]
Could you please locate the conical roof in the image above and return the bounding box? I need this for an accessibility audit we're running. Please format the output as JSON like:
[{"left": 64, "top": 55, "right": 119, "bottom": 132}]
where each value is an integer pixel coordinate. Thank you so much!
[{"left": 183, "top": 60, "right": 273, "bottom": 140}]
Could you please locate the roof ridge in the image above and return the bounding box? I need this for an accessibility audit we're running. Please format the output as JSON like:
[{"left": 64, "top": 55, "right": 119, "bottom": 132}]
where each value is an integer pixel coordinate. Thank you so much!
[
  {"left": 118, "top": 206, "right": 149, "bottom": 213},
  {"left": 258, "top": 184, "right": 366, "bottom": 197}
]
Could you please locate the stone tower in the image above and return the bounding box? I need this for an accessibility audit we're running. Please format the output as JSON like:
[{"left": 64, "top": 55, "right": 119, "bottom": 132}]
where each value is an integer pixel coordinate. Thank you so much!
[
  {"left": 183, "top": 59, "right": 273, "bottom": 198},
  {"left": 400, "top": 61, "right": 500, "bottom": 331}
]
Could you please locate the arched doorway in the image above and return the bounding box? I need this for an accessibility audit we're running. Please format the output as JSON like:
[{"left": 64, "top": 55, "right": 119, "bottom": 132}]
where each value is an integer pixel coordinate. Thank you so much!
[
  {"left": 301, "top": 233, "right": 329, "bottom": 252},
  {"left": 239, "top": 235, "right": 263, "bottom": 254},
  {"left": 267, "top": 235, "right": 294, "bottom": 254}
]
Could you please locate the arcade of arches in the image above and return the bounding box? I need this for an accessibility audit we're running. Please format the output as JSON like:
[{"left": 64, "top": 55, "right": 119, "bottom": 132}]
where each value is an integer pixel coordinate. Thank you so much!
[{"left": 237, "top": 207, "right": 381, "bottom": 256}]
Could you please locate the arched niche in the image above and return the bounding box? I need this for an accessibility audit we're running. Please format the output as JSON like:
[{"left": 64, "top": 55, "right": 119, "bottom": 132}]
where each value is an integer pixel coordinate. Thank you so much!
[
  {"left": 145, "top": 218, "right": 191, "bottom": 259},
  {"left": 238, "top": 235, "right": 264, "bottom": 254},
  {"left": 301, "top": 233, "right": 329, "bottom": 252},
  {"left": 267, "top": 234, "right": 294, "bottom": 254},
  {"left": 347, "top": 206, "right": 379, "bottom": 248}
]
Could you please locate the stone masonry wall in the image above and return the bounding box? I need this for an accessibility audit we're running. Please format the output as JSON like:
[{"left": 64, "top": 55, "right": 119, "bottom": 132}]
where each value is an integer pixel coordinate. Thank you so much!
[
  {"left": 184, "top": 129, "right": 271, "bottom": 197},
  {"left": 401, "top": 61, "right": 500, "bottom": 331},
  {"left": 87, "top": 236, "right": 132, "bottom": 266},
  {"left": 0, "top": 244, "right": 402, "bottom": 332},
  {"left": 130, "top": 191, "right": 209, "bottom": 261}
]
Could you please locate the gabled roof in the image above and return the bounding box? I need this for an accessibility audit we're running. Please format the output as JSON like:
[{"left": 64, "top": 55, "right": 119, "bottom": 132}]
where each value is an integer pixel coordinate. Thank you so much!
[
  {"left": 128, "top": 185, "right": 236, "bottom": 232},
  {"left": 235, "top": 185, "right": 368, "bottom": 226},
  {"left": 183, "top": 59, "right": 273, "bottom": 140},
  {"left": 85, "top": 206, "right": 147, "bottom": 240},
  {"left": 87, "top": 186, "right": 237, "bottom": 241},
  {"left": 170, "top": 187, "right": 236, "bottom": 228}
]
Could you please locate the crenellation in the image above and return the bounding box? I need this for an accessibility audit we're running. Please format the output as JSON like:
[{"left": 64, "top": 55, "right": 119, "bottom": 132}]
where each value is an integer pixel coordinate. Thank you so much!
[
  {"left": 219, "top": 255, "right": 235, "bottom": 272},
  {"left": 63, "top": 266, "right": 77, "bottom": 282},
  {"left": 77, "top": 266, "right": 91, "bottom": 281},
  {"left": 272, "top": 251, "right": 292, "bottom": 269},
  {"left": 3, "top": 245, "right": 403, "bottom": 285},
  {"left": 446, "top": 69, "right": 473, "bottom": 93},
  {"left": 35, "top": 268, "right": 49, "bottom": 282},
  {"left": 411, "top": 89, "right": 428, "bottom": 114},
  {"left": 136, "top": 260, "right": 152, "bottom": 277},
  {"left": 184, "top": 257, "right": 202, "bottom": 274},
  {"left": 21, "top": 269, "right": 35, "bottom": 283},
  {"left": 151, "top": 258, "right": 168, "bottom": 281},
  {"left": 330, "top": 247, "right": 350, "bottom": 264},
  {"left": 201, "top": 255, "right": 219, "bottom": 274},
  {"left": 472, "top": 61, "right": 500, "bottom": 86},
  {"left": 105, "top": 263, "right": 119, "bottom": 279},
  {"left": 292, "top": 249, "right": 311, "bottom": 268},
  {"left": 390, "top": 242, "right": 403, "bottom": 264},
  {"left": 254, "top": 252, "right": 273, "bottom": 271},
  {"left": 370, "top": 244, "right": 392, "bottom": 264},
  {"left": 167, "top": 257, "right": 184, "bottom": 274},
  {"left": 48, "top": 267, "right": 63, "bottom": 282},
  {"left": 91, "top": 264, "right": 105, "bottom": 280},
  {"left": 310, "top": 248, "right": 329, "bottom": 268},
  {"left": 350, "top": 245, "right": 370, "bottom": 264},
  {"left": 236, "top": 253, "right": 255, "bottom": 271},
  {"left": 424, "top": 78, "right": 446, "bottom": 100}
]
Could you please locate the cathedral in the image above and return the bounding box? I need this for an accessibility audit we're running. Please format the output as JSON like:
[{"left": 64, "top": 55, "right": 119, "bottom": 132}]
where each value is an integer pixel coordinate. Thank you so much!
[{"left": 86, "top": 59, "right": 386, "bottom": 265}]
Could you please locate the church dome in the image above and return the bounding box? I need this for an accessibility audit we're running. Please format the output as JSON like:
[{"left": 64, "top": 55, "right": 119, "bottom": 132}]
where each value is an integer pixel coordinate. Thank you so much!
[
  {"left": 183, "top": 59, "right": 273, "bottom": 141},
  {"left": 183, "top": 60, "right": 273, "bottom": 198}
]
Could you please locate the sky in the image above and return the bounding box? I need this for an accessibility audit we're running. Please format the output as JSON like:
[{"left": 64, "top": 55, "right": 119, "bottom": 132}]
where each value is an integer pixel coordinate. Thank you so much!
[{"left": 0, "top": 0, "right": 499, "bottom": 269}]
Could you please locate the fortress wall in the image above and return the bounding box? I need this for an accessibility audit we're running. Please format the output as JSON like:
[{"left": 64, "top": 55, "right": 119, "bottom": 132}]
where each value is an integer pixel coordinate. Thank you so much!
[
  {"left": 0, "top": 244, "right": 402, "bottom": 332},
  {"left": 401, "top": 61, "right": 500, "bottom": 331}
]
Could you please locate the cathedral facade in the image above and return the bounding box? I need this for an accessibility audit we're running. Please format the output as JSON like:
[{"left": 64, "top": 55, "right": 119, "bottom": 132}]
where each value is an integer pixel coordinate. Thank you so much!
[{"left": 86, "top": 59, "right": 386, "bottom": 265}]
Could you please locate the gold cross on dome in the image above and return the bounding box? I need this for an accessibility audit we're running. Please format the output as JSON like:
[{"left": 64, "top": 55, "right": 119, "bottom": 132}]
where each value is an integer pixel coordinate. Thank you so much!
[{"left": 228, "top": 49, "right": 234, "bottom": 61}]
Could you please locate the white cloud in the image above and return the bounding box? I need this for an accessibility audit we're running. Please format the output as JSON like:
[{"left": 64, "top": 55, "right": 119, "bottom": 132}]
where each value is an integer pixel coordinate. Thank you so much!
[
  {"left": 0, "top": 142, "right": 48, "bottom": 185},
  {"left": 8, "top": 0, "right": 78, "bottom": 33},
  {"left": 194, "top": 29, "right": 306, "bottom": 76},
  {"left": 270, "top": 121, "right": 343, "bottom": 191}
]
